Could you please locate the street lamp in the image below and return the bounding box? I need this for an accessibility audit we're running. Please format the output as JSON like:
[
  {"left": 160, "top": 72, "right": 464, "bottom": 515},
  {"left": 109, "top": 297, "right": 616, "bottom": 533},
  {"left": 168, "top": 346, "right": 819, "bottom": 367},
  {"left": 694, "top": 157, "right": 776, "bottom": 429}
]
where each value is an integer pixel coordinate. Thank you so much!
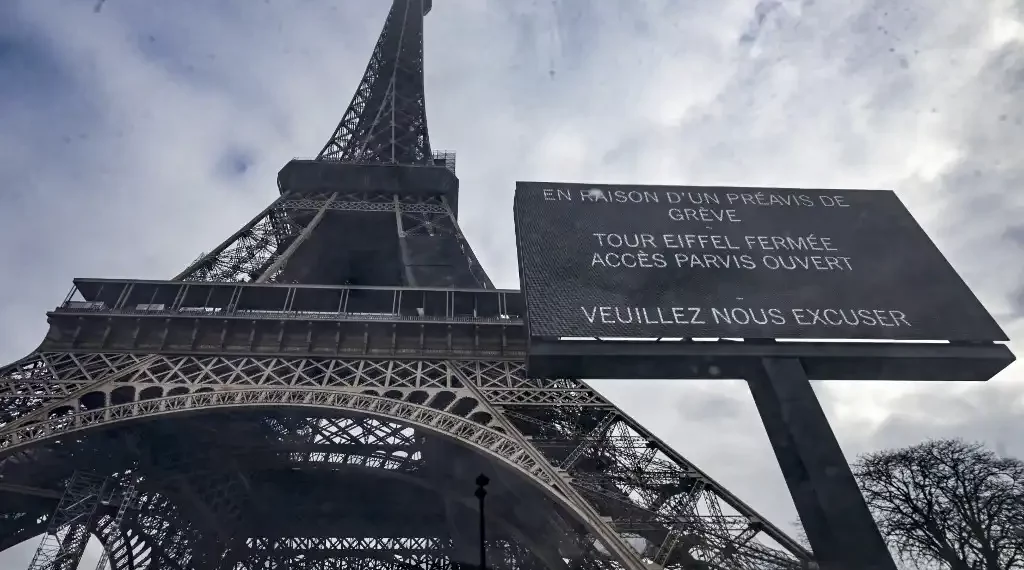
[{"left": 475, "top": 473, "right": 490, "bottom": 570}]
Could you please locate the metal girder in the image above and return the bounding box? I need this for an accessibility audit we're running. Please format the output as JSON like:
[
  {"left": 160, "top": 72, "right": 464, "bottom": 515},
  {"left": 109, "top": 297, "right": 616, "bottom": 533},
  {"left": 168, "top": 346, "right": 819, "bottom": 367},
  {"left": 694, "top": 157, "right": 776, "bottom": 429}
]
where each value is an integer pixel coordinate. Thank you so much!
[
  {"left": 93, "top": 489, "right": 197, "bottom": 570},
  {"left": 0, "top": 352, "right": 152, "bottom": 427},
  {"left": 1, "top": 350, "right": 812, "bottom": 569},
  {"left": 172, "top": 191, "right": 491, "bottom": 289},
  {"left": 89, "top": 476, "right": 136, "bottom": 570},
  {"left": 26, "top": 472, "right": 106, "bottom": 570},
  {"left": 173, "top": 195, "right": 302, "bottom": 283},
  {"left": 232, "top": 537, "right": 553, "bottom": 570},
  {"left": 316, "top": 0, "right": 434, "bottom": 165}
]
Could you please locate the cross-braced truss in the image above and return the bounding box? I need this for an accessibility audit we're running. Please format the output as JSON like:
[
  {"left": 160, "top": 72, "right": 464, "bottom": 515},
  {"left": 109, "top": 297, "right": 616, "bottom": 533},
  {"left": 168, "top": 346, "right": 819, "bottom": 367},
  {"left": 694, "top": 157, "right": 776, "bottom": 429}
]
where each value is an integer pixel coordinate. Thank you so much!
[
  {"left": 0, "top": 350, "right": 811, "bottom": 569},
  {"left": 173, "top": 191, "right": 491, "bottom": 289},
  {"left": 316, "top": 0, "right": 434, "bottom": 165}
]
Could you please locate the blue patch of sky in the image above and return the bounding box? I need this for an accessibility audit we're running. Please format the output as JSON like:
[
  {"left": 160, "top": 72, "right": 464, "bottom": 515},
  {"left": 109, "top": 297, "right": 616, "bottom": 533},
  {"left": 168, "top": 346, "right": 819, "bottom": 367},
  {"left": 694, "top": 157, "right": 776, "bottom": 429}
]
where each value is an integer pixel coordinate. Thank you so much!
[{"left": 214, "top": 147, "right": 256, "bottom": 179}]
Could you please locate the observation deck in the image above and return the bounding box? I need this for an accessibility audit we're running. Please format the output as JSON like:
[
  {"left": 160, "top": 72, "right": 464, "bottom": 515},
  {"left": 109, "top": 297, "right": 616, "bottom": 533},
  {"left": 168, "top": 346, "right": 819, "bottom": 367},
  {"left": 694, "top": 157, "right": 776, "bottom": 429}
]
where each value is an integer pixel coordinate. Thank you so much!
[
  {"left": 277, "top": 151, "right": 460, "bottom": 215},
  {"left": 48, "top": 279, "right": 524, "bottom": 360}
]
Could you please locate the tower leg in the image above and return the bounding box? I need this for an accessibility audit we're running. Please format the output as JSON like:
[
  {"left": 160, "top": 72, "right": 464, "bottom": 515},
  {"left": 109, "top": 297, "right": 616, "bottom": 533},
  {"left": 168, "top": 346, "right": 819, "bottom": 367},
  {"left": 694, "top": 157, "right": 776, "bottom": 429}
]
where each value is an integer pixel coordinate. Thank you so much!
[
  {"left": 746, "top": 357, "right": 897, "bottom": 570},
  {"left": 91, "top": 477, "right": 138, "bottom": 570},
  {"left": 27, "top": 472, "right": 107, "bottom": 570}
]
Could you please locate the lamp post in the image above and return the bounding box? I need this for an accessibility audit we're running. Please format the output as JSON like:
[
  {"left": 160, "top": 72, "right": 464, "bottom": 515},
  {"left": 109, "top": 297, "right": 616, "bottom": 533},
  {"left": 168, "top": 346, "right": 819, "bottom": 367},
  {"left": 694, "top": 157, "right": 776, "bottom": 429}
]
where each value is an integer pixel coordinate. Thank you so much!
[{"left": 475, "top": 473, "right": 490, "bottom": 570}]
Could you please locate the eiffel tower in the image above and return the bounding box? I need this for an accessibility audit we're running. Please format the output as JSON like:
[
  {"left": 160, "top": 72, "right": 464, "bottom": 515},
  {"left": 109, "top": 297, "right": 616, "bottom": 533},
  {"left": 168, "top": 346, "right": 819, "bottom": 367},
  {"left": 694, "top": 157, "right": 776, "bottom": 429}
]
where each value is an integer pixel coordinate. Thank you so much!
[{"left": 0, "top": 1, "right": 815, "bottom": 569}]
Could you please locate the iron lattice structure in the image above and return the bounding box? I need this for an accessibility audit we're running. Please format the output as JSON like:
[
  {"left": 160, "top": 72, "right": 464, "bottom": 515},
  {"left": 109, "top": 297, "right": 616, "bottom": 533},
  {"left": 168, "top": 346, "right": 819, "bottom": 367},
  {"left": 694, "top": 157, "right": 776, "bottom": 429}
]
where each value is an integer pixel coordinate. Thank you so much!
[{"left": 0, "top": 1, "right": 815, "bottom": 569}]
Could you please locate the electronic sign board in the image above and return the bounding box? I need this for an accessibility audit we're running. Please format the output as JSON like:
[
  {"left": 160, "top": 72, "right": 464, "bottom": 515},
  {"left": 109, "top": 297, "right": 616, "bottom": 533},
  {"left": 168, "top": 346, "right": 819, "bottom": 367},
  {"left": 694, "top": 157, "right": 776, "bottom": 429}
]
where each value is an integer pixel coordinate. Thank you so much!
[{"left": 513, "top": 182, "right": 1007, "bottom": 342}]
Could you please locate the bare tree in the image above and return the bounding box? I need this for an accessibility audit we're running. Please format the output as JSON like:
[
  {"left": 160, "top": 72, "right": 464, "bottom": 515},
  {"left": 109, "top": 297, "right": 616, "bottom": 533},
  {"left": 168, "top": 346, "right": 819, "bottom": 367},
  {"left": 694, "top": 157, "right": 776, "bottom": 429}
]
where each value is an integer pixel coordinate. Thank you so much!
[
  {"left": 788, "top": 519, "right": 932, "bottom": 570},
  {"left": 854, "top": 439, "right": 1024, "bottom": 570}
]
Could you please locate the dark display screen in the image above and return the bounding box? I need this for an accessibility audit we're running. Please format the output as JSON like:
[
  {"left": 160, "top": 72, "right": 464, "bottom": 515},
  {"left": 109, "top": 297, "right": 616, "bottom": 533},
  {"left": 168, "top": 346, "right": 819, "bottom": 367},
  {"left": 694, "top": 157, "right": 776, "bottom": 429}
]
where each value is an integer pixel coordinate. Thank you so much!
[{"left": 514, "top": 182, "right": 1006, "bottom": 342}]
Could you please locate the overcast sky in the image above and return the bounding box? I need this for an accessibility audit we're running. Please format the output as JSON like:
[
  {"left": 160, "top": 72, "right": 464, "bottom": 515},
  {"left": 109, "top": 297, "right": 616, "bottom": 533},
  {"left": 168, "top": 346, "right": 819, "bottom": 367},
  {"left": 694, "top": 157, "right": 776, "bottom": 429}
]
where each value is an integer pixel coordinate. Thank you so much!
[{"left": 1, "top": 0, "right": 1022, "bottom": 567}]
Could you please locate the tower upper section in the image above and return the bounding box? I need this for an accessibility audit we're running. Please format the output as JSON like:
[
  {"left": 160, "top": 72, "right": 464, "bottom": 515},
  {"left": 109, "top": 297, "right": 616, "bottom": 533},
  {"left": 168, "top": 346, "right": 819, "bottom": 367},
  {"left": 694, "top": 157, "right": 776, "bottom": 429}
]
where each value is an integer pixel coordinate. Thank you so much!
[
  {"left": 261, "top": 0, "right": 486, "bottom": 288},
  {"left": 315, "top": 0, "right": 437, "bottom": 166}
]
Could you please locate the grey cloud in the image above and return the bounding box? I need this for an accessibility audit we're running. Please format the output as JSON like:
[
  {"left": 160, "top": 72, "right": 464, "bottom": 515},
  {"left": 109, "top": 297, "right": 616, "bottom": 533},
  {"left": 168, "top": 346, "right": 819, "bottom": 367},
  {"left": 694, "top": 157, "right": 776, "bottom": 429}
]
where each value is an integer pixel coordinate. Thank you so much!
[
  {"left": 213, "top": 147, "right": 258, "bottom": 180},
  {"left": 673, "top": 385, "right": 749, "bottom": 423},
  {"left": 827, "top": 379, "right": 1024, "bottom": 463},
  {"left": 1008, "top": 227, "right": 1024, "bottom": 318},
  {"left": 923, "top": 41, "right": 1024, "bottom": 318},
  {"left": 738, "top": 0, "right": 784, "bottom": 46}
]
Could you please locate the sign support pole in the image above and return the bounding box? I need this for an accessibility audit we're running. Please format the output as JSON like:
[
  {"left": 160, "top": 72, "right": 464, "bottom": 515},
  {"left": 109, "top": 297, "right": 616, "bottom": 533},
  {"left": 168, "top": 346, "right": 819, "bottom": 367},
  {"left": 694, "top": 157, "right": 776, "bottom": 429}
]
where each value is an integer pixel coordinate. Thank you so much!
[{"left": 745, "top": 355, "right": 897, "bottom": 570}]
